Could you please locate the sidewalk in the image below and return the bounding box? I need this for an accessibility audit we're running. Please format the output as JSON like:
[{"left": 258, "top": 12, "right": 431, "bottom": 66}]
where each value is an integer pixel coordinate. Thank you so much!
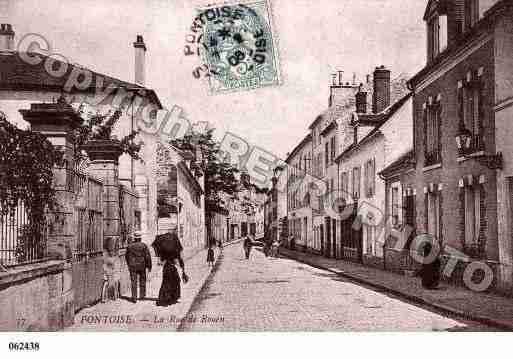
[
  {"left": 68, "top": 246, "right": 224, "bottom": 331},
  {"left": 279, "top": 247, "right": 513, "bottom": 330}
]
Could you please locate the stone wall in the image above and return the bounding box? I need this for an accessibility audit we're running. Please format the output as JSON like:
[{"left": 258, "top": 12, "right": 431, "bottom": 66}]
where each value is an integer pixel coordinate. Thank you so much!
[{"left": 0, "top": 261, "right": 74, "bottom": 331}]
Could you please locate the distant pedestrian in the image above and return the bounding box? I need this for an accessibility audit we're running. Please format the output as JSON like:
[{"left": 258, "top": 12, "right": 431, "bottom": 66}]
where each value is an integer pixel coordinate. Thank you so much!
[
  {"left": 290, "top": 235, "right": 296, "bottom": 250},
  {"left": 271, "top": 239, "right": 280, "bottom": 258},
  {"left": 243, "top": 235, "right": 253, "bottom": 259},
  {"left": 125, "top": 231, "right": 152, "bottom": 303},
  {"left": 207, "top": 239, "right": 215, "bottom": 267},
  {"left": 263, "top": 233, "right": 271, "bottom": 257},
  {"left": 152, "top": 231, "right": 189, "bottom": 307}
]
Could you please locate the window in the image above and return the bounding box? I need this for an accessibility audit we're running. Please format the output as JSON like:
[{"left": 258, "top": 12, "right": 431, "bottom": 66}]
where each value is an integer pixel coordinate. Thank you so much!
[
  {"left": 391, "top": 187, "right": 399, "bottom": 219},
  {"left": 352, "top": 166, "right": 361, "bottom": 199},
  {"left": 304, "top": 217, "right": 308, "bottom": 247},
  {"left": 423, "top": 99, "right": 442, "bottom": 166},
  {"left": 458, "top": 71, "right": 484, "bottom": 153},
  {"left": 427, "top": 16, "right": 439, "bottom": 62},
  {"left": 426, "top": 192, "right": 442, "bottom": 242},
  {"left": 439, "top": 15, "right": 448, "bottom": 51},
  {"left": 465, "top": 0, "right": 479, "bottom": 30},
  {"left": 365, "top": 225, "right": 374, "bottom": 256},
  {"left": 340, "top": 172, "right": 349, "bottom": 199},
  {"left": 463, "top": 185, "right": 481, "bottom": 249},
  {"left": 404, "top": 192, "right": 416, "bottom": 227},
  {"left": 427, "top": 13, "right": 448, "bottom": 62},
  {"left": 364, "top": 159, "right": 376, "bottom": 198},
  {"left": 325, "top": 142, "right": 329, "bottom": 168},
  {"left": 330, "top": 137, "right": 336, "bottom": 164}
]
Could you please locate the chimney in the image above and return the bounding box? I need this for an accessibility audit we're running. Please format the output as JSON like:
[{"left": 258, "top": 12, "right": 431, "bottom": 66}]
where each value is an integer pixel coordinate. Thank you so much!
[
  {"left": 0, "top": 24, "right": 15, "bottom": 51},
  {"left": 331, "top": 74, "right": 337, "bottom": 86},
  {"left": 355, "top": 84, "right": 367, "bottom": 114},
  {"left": 337, "top": 70, "right": 344, "bottom": 86},
  {"left": 133, "top": 35, "right": 147, "bottom": 86},
  {"left": 372, "top": 65, "right": 391, "bottom": 113}
]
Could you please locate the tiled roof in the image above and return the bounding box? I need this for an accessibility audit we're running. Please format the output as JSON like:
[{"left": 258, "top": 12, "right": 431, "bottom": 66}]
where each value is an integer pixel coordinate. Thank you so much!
[
  {"left": 0, "top": 51, "right": 162, "bottom": 107},
  {"left": 285, "top": 133, "right": 312, "bottom": 163},
  {"left": 379, "top": 150, "right": 415, "bottom": 178}
]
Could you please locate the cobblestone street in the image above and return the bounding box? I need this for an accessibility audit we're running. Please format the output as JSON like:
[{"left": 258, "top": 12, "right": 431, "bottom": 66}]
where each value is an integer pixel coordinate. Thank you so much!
[{"left": 180, "top": 245, "right": 496, "bottom": 331}]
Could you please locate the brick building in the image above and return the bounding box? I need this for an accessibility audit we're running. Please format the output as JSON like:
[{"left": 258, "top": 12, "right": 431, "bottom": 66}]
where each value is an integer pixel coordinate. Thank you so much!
[{"left": 408, "top": 0, "right": 510, "bottom": 290}]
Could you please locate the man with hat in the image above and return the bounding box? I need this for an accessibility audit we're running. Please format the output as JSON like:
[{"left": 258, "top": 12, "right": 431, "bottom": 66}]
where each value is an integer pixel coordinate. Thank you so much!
[{"left": 125, "top": 231, "right": 152, "bottom": 303}]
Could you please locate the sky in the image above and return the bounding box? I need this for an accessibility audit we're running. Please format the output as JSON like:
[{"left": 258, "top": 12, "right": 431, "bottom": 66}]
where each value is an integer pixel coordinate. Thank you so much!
[{"left": 3, "top": 0, "right": 427, "bottom": 159}]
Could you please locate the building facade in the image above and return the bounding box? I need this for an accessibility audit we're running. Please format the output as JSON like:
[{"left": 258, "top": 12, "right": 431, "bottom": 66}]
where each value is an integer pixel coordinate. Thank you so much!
[
  {"left": 156, "top": 143, "right": 206, "bottom": 259},
  {"left": 0, "top": 25, "right": 163, "bottom": 245},
  {"left": 408, "top": 0, "right": 508, "bottom": 290}
]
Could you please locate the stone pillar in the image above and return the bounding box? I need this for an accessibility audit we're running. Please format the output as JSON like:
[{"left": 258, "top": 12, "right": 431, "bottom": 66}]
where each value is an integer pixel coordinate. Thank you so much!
[
  {"left": 83, "top": 140, "right": 123, "bottom": 252},
  {"left": 20, "top": 101, "right": 81, "bottom": 326},
  {"left": 20, "top": 101, "right": 82, "bottom": 260}
]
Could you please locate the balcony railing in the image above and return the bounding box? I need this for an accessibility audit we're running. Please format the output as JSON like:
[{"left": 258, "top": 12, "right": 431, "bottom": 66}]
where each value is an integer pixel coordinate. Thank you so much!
[{"left": 425, "top": 150, "right": 442, "bottom": 167}]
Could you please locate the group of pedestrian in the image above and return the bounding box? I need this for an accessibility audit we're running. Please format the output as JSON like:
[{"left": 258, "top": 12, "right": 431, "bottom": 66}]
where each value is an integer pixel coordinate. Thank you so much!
[{"left": 123, "top": 230, "right": 188, "bottom": 307}]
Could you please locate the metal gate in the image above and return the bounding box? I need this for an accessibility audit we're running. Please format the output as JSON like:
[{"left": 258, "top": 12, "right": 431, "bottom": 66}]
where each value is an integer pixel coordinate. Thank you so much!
[{"left": 68, "top": 170, "right": 104, "bottom": 312}]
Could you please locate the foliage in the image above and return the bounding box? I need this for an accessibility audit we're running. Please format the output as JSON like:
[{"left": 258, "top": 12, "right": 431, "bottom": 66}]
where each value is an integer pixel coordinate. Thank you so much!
[
  {"left": 170, "top": 128, "right": 240, "bottom": 212},
  {"left": 0, "top": 113, "right": 63, "bottom": 258},
  {"left": 71, "top": 104, "right": 143, "bottom": 167}
]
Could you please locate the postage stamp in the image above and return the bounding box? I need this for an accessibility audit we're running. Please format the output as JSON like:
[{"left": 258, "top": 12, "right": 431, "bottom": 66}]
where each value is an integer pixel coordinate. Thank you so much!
[{"left": 196, "top": 0, "right": 281, "bottom": 94}]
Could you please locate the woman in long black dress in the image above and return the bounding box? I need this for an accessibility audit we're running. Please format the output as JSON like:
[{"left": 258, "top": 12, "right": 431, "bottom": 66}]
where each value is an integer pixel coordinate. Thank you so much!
[
  {"left": 419, "top": 241, "right": 441, "bottom": 289},
  {"left": 152, "top": 232, "right": 188, "bottom": 307}
]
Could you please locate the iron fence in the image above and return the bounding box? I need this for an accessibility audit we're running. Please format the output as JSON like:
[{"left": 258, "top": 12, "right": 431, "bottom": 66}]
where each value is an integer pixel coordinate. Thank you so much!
[
  {"left": 0, "top": 200, "right": 48, "bottom": 267},
  {"left": 71, "top": 170, "right": 103, "bottom": 259}
]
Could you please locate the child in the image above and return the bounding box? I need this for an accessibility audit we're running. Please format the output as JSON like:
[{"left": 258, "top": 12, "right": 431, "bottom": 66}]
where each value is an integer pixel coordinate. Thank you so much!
[
  {"left": 102, "top": 248, "right": 120, "bottom": 302},
  {"left": 207, "top": 242, "right": 215, "bottom": 267}
]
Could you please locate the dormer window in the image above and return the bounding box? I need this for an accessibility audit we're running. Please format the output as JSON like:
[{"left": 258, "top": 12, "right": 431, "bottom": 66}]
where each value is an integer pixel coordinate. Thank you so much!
[
  {"left": 464, "top": 0, "right": 498, "bottom": 32},
  {"left": 465, "top": 0, "right": 479, "bottom": 29},
  {"left": 427, "top": 13, "right": 448, "bottom": 63}
]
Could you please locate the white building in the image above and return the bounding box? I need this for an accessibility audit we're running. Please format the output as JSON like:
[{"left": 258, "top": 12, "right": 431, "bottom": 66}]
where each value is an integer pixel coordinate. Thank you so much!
[
  {"left": 0, "top": 24, "right": 163, "bottom": 244},
  {"left": 335, "top": 92, "right": 413, "bottom": 266}
]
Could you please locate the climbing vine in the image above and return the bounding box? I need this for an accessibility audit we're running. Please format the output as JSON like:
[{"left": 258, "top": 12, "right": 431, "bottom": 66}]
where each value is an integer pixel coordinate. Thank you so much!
[
  {"left": 0, "top": 112, "right": 63, "bottom": 259},
  {"left": 71, "top": 104, "right": 143, "bottom": 169}
]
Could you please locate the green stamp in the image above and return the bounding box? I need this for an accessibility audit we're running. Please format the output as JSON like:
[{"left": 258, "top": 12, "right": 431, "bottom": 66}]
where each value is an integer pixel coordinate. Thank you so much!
[{"left": 198, "top": 1, "right": 280, "bottom": 94}]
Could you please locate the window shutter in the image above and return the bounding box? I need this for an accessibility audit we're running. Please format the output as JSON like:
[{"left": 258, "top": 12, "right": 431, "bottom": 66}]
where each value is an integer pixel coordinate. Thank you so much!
[
  {"left": 424, "top": 193, "right": 429, "bottom": 232},
  {"left": 478, "top": 184, "right": 486, "bottom": 257},
  {"left": 371, "top": 158, "right": 376, "bottom": 196},
  {"left": 438, "top": 191, "right": 443, "bottom": 244},
  {"left": 423, "top": 106, "right": 428, "bottom": 159},
  {"left": 437, "top": 103, "right": 443, "bottom": 159},
  {"left": 458, "top": 82, "right": 464, "bottom": 130},
  {"left": 477, "top": 77, "right": 484, "bottom": 150},
  {"left": 364, "top": 162, "right": 368, "bottom": 197}
]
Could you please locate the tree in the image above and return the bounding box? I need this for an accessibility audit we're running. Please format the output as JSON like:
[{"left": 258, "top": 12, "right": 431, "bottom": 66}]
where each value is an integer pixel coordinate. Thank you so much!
[
  {"left": 170, "top": 127, "right": 239, "bottom": 211},
  {"left": 170, "top": 127, "right": 240, "bottom": 242}
]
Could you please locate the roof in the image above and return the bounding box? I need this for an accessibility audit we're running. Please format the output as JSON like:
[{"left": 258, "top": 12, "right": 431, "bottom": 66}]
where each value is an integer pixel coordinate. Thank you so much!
[
  {"left": 378, "top": 150, "right": 415, "bottom": 178},
  {"left": 0, "top": 51, "right": 163, "bottom": 108},
  {"left": 335, "top": 92, "right": 412, "bottom": 163},
  {"left": 319, "top": 120, "right": 337, "bottom": 136},
  {"left": 285, "top": 133, "right": 312, "bottom": 163},
  {"left": 410, "top": 0, "right": 512, "bottom": 88}
]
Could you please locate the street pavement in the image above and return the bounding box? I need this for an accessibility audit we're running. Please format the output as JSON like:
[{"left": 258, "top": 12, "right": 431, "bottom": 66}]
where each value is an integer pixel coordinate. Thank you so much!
[
  {"left": 68, "top": 247, "right": 221, "bottom": 331},
  {"left": 180, "top": 244, "right": 497, "bottom": 331}
]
